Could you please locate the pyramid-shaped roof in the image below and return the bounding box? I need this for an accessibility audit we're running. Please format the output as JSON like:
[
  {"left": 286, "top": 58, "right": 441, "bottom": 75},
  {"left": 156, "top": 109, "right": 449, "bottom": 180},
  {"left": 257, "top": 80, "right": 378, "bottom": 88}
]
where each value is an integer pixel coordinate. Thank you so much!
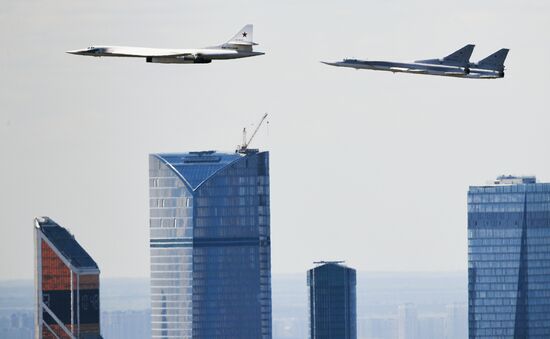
[
  {"left": 36, "top": 217, "right": 98, "bottom": 270},
  {"left": 154, "top": 151, "right": 243, "bottom": 190}
]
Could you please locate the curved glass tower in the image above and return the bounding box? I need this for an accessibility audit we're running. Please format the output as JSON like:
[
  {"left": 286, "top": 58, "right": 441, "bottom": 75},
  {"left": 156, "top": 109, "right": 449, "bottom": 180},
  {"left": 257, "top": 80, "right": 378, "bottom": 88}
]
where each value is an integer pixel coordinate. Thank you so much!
[
  {"left": 468, "top": 176, "right": 550, "bottom": 338},
  {"left": 149, "top": 150, "right": 271, "bottom": 339}
]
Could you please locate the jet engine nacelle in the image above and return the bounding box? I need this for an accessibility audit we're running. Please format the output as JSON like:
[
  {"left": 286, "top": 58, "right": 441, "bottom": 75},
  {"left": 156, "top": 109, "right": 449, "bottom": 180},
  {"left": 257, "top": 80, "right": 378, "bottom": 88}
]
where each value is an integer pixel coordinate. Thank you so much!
[
  {"left": 146, "top": 56, "right": 212, "bottom": 64},
  {"left": 192, "top": 58, "right": 212, "bottom": 64}
]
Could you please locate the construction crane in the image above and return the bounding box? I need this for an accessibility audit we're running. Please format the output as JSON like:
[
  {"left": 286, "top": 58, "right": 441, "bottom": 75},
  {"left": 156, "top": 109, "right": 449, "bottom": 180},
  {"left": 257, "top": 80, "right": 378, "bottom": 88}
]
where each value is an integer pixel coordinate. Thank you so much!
[{"left": 237, "top": 113, "right": 268, "bottom": 154}]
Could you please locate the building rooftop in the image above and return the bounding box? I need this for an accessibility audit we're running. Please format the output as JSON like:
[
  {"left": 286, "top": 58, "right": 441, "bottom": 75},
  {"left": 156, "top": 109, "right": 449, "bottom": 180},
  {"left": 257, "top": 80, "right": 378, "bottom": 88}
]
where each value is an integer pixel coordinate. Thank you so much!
[
  {"left": 311, "top": 261, "right": 354, "bottom": 271},
  {"left": 154, "top": 151, "right": 246, "bottom": 190},
  {"left": 492, "top": 175, "right": 536, "bottom": 185},
  {"left": 35, "top": 217, "right": 99, "bottom": 270},
  {"left": 313, "top": 260, "right": 346, "bottom": 266}
]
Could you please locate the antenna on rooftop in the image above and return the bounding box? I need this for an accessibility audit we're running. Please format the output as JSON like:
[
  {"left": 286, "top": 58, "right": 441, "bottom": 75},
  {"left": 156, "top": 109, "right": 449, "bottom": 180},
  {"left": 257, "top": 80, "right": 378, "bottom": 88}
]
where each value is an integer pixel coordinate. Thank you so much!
[{"left": 237, "top": 113, "right": 268, "bottom": 154}]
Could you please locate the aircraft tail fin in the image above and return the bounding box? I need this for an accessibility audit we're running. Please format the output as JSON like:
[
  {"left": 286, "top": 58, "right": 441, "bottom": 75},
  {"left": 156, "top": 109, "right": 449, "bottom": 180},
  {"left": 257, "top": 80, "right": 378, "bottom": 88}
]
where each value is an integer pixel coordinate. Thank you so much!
[
  {"left": 223, "top": 24, "right": 257, "bottom": 50},
  {"left": 442, "top": 44, "right": 475, "bottom": 66},
  {"left": 415, "top": 44, "right": 474, "bottom": 67},
  {"left": 476, "top": 48, "right": 509, "bottom": 71}
]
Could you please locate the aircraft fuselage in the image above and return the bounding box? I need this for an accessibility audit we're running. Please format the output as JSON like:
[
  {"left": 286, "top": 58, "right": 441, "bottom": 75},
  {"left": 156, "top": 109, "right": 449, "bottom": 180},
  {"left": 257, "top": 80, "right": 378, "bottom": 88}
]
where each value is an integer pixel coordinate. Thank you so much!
[
  {"left": 67, "top": 46, "right": 264, "bottom": 63},
  {"left": 323, "top": 59, "right": 504, "bottom": 79},
  {"left": 66, "top": 24, "right": 264, "bottom": 64}
]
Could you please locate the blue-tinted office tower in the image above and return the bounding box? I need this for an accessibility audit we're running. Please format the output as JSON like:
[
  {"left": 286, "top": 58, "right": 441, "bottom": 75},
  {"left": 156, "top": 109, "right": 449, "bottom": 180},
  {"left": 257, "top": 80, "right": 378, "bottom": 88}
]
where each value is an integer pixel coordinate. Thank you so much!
[
  {"left": 468, "top": 175, "right": 550, "bottom": 339},
  {"left": 307, "top": 262, "right": 357, "bottom": 339},
  {"left": 149, "top": 150, "right": 271, "bottom": 339}
]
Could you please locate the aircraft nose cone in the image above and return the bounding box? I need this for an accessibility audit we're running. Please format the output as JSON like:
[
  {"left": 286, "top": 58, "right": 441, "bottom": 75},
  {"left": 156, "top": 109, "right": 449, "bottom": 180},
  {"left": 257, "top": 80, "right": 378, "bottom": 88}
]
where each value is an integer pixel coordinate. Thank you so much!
[
  {"left": 321, "top": 61, "right": 339, "bottom": 67},
  {"left": 66, "top": 49, "right": 85, "bottom": 55}
]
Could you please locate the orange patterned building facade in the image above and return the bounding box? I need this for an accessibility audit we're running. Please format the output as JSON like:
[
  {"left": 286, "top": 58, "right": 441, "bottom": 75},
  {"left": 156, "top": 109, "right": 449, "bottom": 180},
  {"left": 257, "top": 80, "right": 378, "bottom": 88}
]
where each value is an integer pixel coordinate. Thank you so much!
[{"left": 34, "top": 217, "right": 102, "bottom": 339}]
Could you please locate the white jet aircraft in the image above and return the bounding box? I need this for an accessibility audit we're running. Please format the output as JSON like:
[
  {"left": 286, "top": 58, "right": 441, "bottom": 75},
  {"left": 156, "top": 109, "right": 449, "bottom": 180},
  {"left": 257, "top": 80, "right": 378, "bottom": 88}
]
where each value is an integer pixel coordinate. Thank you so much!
[{"left": 67, "top": 24, "right": 264, "bottom": 64}]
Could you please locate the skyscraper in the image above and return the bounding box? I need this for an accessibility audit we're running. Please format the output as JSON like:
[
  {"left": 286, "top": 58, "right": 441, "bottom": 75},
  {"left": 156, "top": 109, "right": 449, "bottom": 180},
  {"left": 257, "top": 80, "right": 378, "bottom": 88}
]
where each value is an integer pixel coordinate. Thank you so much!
[
  {"left": 34, "top": 216, "right": 101, "bottom": 339},
  {"left": 468, "top": 175, "right": 550, "bottom": 338},
  {"left": 398, "top": 303, "right": 417, "bottom": 339},
  {"left": 307, "top": 261, "right": 356, "bottom": 339},
  {"left": 417, "top": 315, "right": 444, "bottom": 339},
  {"left": 444, "top": 303, "right": 467, "bottom": 339},
  {"left": 149, "top": 150, "right": 271, "bottom": 339}
]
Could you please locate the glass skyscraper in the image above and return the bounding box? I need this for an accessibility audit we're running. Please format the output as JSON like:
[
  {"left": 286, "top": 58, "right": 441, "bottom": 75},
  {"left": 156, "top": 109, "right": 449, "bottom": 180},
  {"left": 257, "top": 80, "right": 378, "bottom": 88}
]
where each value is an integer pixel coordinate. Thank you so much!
[
  {"left": 34, "top": 216, "right": 102, "bottom": 339},
  {"left": 468, "top": 175, "right": 550, "bottom": 338},
  {"left": 149, "top": 150, "right": 271, "bottom": 339},
  {"left": 307, "top": 261, "right": 356, "bottom": 339}
]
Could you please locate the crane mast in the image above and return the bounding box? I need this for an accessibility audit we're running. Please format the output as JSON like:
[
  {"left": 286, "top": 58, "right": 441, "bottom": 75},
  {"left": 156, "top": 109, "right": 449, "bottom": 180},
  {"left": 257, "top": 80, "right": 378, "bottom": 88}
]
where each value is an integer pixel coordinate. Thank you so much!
[{"left": 237, "top": 113, "right": 268, "bottom": 154}]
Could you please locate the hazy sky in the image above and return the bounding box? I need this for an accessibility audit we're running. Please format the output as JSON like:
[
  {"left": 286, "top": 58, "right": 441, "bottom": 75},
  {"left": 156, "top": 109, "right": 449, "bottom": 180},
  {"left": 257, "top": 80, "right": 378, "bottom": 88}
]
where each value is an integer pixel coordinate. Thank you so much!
[{"left": 1, "top": 0, "right": 549, "bottom": 280}]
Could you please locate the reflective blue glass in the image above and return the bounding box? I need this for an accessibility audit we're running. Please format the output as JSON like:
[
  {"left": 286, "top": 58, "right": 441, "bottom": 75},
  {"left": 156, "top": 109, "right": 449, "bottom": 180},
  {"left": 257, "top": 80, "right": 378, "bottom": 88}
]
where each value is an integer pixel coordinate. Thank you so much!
[
  {"left": 307, "top": 263, "right": 357, "bottom": 339},
  {"left": 149, "top": 151, "right": 271, "bottom": 339},
  {"left": 468, "top": 179, "right": 550, "bottom": 339},
  {"left": 157, "top": 152, "right": 242, "bottom": 190}
]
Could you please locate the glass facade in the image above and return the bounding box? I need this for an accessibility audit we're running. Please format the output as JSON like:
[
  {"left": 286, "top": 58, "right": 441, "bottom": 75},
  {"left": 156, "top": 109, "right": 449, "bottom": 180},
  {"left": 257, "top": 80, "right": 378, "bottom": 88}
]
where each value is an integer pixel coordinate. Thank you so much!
[
  {"left": 149, "top": 150, "right": 271, "bottom": 339},
  {"left": 468, "top": 177, "right": 550, "bottom": 338},
  {"left": 34, "top": 217, "right": 101, "bottom": 339},
  {"left": 307, "top": 262, "right": 356, "bottom": 339}
]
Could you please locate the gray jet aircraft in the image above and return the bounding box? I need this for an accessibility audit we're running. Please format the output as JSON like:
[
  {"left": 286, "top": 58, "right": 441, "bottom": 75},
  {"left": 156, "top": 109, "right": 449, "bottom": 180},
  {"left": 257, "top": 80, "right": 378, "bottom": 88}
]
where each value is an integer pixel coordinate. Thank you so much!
[{"left": 322, "top": 45, "right": 509, "bottom": 79}]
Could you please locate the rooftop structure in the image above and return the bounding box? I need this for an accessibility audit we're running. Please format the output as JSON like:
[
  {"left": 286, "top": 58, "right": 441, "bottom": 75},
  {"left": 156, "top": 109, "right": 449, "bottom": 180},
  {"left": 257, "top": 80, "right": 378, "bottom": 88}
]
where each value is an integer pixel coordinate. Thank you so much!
[{"left": 491, "top": 175, "right": 536, "bottom": 185}]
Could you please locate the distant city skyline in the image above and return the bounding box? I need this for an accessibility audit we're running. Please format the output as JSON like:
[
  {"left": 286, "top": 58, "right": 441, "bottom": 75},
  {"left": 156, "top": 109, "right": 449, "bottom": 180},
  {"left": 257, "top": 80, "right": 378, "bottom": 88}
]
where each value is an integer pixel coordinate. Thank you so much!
[
  {"left": 398, "top": 304, "right": 417, "bottom": 339},
  {"left": 1, "top": 272, "right": 468, "bottom": 339}
]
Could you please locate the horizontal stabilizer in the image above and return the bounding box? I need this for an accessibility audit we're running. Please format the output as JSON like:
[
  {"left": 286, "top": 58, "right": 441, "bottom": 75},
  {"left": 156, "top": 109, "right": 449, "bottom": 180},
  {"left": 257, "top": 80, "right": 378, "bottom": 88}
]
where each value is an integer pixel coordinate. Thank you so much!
[{"left": 475, "top": 48, "right": 509, "bottom": 71}]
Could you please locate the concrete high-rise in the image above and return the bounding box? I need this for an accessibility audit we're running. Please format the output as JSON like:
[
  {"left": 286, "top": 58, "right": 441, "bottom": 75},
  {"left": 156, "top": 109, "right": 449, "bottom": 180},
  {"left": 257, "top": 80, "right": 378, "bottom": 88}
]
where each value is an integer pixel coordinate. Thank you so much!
[
  {"left": 398, "top": 303, "right": 417, "bottom": 339},
  {"left": 149, "top": 150, "right": 271, "bottom": 339},
  {"left": 34, "top": 217, "right": 102, "bottom": 339},
  {"left": 444, "top": 303, "right": 467, "bottom": 339},
  {"left": 468, "top": 175, "right": 550, "bottom": 338},
  {"left": 307, "top": 261, "right": 356, "bottom": 339}
]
